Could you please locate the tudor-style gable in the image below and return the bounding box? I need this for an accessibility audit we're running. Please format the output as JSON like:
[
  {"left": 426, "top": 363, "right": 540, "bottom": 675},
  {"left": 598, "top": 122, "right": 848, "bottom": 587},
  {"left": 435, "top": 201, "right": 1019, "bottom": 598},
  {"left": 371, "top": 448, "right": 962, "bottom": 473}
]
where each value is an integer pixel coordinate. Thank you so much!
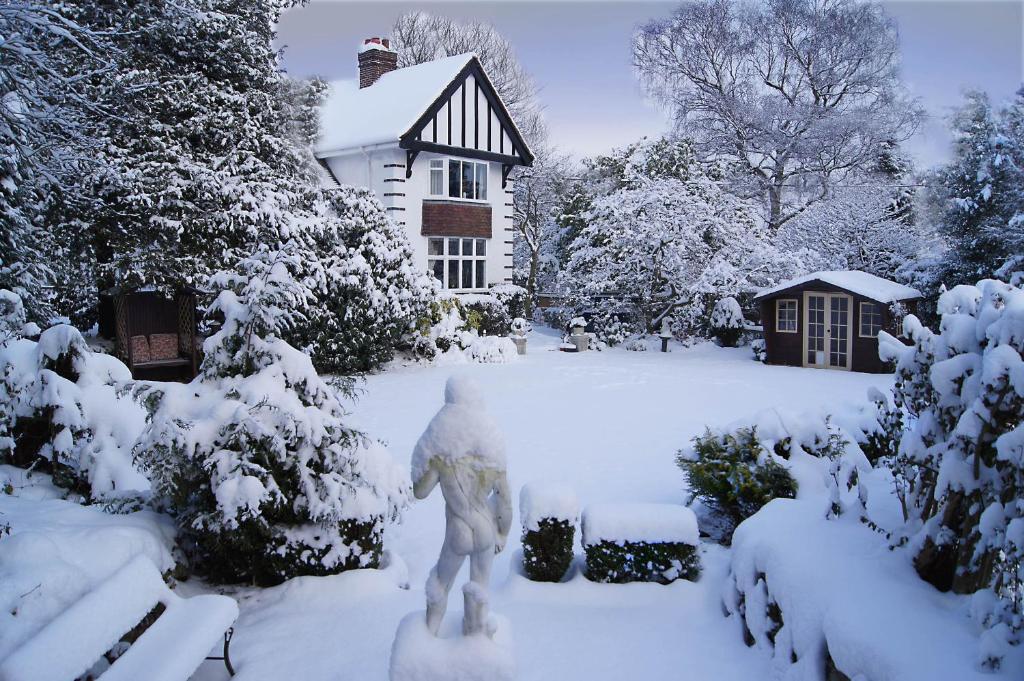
[{"left": 400, "top": 57, "right": 532, "bottom": 184}]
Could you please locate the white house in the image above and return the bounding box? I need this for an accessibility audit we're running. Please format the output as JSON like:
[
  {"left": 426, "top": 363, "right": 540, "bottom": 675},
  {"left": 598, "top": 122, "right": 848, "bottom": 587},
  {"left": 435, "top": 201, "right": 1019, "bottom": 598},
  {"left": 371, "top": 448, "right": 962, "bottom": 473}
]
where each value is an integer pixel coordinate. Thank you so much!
[{"left": 315, "top": 37, "right": 534, "bottom": 292}]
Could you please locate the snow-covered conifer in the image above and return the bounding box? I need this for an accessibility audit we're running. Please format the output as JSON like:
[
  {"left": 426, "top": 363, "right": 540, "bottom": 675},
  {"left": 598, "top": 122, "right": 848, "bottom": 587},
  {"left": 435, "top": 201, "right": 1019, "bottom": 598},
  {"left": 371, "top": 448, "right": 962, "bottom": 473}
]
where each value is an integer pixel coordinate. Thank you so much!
[{"left": 710, "top": 297, "right": 744, "bottom": 347}]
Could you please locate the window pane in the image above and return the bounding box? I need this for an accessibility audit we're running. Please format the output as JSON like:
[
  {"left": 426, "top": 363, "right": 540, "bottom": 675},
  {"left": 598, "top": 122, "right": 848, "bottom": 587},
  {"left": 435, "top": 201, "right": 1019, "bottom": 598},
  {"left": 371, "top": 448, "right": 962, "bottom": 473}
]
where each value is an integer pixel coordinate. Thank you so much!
[
  {"left": 476, "top": 163, "right": 487, "bottom": 200},
  {"left": 428, "top": 238, "right": 444, "bottom": 256},
  {"left": 430, "top": 159, "right": 443, "bottom": 168},
  {"left": 449, "top": 160, "right": 460, "bottom": 198},
  {"left": 429, "top": 259, "right": 444, "bottom": 284},
  {"left": 462, "top": 259, "right": 473, "bottom": 288},
  {"left": 475, "top": 239, "right": 486, "bottom": 256},
  {"left": 475, "top": 260, "right": 485, "bottom": 288},
  {"left": 462, "top": 162, "right": 474, "bottom": 199},
  {"left": 448, "top": 260, "right": 459, "bottom": 289},
  {"left": 448, "top": 238, "right": 460, "bottom": 256},
  {"left": 462, "top": 238, "right": 473, "bottom": 256},
  {"left": 430, "top": 168, "right": 443, "bottom": 195}
]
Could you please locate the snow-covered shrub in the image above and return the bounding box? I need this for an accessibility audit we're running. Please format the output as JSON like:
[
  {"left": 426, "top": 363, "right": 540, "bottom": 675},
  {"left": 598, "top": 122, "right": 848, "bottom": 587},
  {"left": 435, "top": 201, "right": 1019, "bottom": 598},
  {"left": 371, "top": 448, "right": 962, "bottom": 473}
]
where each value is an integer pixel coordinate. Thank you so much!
[
  {"left": 0, "top": 291, "right": 27, "bottom": 345},
  {"left": 626, "top": 338, "right": 649, "bottom": 352},
  {"left": 465, "top": 336, "right": 518, "bottom": 364},
  {"left": 582, "top": 504, "right": 700, "bottom": 583},
  {"left": 134, "top": 245, "right": 409, "bottom": 585},
  {"left": 750, "top": 338, "right": 766, "bottom": 363},
  {"left": 877, "top": 279, "right": 1024, "bottom": 666},
  {"left": 678, "top": 427, "right": 797, "bottom": 540},
  {"left": 489, "top": 283, "right": 528, "bottom": 321},
  {"left": 710, "top": 297, "right": 744, "bottom": 347},
  {"left": 303, "top": 186, "right": 435, "bottom": 374},
  {"left": 588, "top": 312, "right": 634, "bottom": 347},
  {"left": 0, "top": 312, "right": 147, "bottom": 498},
  {"left": 462, "top": 293, "right": 511, "bottom": 336},
  {"left": 520, "top": 483, "right": 579, "bottom": 582},
  {"left": 858, "top": 387, "right": 903, "bottom": 465},
  {"left": 569, "top": 316, "right": 587, "bottom": 331}
]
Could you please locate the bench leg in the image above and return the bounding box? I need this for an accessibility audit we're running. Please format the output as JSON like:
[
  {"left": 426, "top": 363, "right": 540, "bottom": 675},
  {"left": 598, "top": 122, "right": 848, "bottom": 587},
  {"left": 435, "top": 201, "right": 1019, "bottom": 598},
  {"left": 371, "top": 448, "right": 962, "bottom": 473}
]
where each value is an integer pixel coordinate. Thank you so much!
[{"left": 205, "top": 627, "right": 236, "bottom": 677}]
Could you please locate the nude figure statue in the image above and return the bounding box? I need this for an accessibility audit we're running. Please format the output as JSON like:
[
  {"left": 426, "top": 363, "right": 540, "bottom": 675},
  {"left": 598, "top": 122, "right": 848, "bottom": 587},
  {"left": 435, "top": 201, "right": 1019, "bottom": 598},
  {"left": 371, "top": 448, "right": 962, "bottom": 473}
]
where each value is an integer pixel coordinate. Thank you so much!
[{"left": 411, "top": 375, "right": 512, "bottom": 637}]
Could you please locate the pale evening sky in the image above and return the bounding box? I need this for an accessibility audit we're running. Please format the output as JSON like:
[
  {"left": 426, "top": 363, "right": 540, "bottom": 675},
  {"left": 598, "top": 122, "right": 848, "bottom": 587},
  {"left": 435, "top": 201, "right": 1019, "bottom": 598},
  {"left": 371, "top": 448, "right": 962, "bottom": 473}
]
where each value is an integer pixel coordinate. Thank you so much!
[{"left": 275, "top": 0, "right": 1024, "bottom": 169}]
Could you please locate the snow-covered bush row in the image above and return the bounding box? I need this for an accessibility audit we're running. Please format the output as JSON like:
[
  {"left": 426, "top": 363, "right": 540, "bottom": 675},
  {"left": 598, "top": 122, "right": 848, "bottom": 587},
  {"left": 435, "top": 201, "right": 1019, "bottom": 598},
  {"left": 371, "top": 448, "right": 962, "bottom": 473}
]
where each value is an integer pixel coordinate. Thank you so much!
[
  {"left": 405, "top": 290, "right": 523, "bottom": 364},
  {"left": 581, "top": 504, "right": 700, "bottom": 584},
  {"left": 134, "top": 247, "right": 409, "bottom": 585},
  {"left": 0, "top": 296, "right": 148, "bottom": 498},
  {"left": 875, "top": 279, "right": 1024, "bottom": 667},
  {"left": 725, "top": 498, "right": 1008, "bottom": 681},
  {"left": 520, "top": 483, "right": 579, "bottom": 582}
]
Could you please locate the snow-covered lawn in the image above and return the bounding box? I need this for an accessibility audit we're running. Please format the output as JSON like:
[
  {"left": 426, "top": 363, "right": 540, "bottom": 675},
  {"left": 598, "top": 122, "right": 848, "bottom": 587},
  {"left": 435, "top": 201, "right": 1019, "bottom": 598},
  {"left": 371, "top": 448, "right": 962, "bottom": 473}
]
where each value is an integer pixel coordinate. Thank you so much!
[{"left": 199, "top": 327, "right": 891, "bottom": 681}]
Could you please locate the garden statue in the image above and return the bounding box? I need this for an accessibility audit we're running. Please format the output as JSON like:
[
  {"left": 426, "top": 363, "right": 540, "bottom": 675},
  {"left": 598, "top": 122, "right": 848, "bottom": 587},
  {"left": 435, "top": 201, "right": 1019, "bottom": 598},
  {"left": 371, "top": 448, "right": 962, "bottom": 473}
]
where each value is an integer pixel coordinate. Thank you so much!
[
  {"left": 390, "top": 375, "right": 515, "bottom": 681},
  {"left": 659, "top": 316, "right": 673, "bottom": 352},
  {"left": 510, "top": 318, "right": 528, "bottom": 355},
  {"left": 412, "top": 375, "right": 512, "bottom": 636}
]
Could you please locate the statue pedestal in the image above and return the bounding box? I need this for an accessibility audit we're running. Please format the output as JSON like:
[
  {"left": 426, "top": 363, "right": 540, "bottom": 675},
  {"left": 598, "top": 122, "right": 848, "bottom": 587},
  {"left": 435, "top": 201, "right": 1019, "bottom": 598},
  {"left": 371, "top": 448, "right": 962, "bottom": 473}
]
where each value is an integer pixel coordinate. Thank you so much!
[{"left": 389, "top": 611, "right": 514, "bottom": 681}]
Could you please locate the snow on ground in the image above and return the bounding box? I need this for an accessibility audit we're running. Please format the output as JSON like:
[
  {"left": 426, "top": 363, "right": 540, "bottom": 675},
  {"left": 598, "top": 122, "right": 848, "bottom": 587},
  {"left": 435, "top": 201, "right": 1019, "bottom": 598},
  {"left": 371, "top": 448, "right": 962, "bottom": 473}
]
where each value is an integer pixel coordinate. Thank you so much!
[{"left": 200, "top": 327, "right": 891, "bottom": 681}]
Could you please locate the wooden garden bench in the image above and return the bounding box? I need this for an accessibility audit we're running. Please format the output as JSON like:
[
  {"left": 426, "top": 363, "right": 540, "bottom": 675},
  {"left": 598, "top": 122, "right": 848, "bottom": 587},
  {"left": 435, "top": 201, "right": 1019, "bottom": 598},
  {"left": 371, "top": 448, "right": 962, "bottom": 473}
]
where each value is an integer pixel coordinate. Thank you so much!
[{"left": 0, "top": 555, "right": 239, "bottom": 681}]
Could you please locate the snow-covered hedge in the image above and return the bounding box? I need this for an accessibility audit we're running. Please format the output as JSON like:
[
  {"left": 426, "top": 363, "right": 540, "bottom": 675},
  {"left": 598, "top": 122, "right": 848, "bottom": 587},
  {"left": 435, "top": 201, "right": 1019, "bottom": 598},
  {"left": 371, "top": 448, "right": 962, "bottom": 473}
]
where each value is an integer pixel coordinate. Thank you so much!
[
  {"left": 581, "top": 504, "right": 700, "bottom": 583},
  {"left": 0, "top": 306, "right": 148, "bottom": 498},
  {"left": 710, "top": 297, "right": 744, "bottom": 347},
  {"left": 520, "top": 483, "right": 579, "bottom": 582},
  {"left": 134, "top": 246, "right": 409, "bottom": 585},
  {"left": 407, "top": 291, "right": 521, "bottom": 364},
  {"left": 876, "top": 279, "right": 1024, "bottom": 666}
]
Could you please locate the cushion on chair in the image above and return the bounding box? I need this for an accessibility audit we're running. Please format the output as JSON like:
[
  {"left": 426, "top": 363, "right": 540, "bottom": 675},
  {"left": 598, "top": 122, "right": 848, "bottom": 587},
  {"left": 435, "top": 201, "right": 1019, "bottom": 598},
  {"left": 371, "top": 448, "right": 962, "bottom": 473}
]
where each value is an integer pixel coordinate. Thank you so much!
[
  {"left": 149, "top": 333, "right": 179, "bottom": 361},
  {"left": 130, "top": 335, "right": 151, "bottom": 364}
]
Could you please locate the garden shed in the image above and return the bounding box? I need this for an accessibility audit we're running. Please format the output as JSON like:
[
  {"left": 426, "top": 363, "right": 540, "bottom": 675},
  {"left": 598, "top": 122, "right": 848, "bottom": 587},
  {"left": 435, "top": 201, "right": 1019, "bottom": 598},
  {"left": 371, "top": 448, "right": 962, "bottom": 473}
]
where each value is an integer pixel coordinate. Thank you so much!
[
  {"left": 98, "top": 287, "right": 201, "bottom": 381},
  {"left": 754, "top": 271, "right": 922, "bottom": 373}
]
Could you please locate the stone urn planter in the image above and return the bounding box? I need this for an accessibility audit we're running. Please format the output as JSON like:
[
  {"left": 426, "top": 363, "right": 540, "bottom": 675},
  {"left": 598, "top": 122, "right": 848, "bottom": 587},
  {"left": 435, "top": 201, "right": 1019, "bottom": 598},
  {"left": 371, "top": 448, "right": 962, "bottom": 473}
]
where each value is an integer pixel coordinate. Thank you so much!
[
  {"left": 510, "top": 318, "right": 528, "bottom": 355},
  {"left": 570, "top": 333, "right": 589, "bottom": 352},
  {"left": 512, "top": 336, "right": 527, "bottom": 355}
]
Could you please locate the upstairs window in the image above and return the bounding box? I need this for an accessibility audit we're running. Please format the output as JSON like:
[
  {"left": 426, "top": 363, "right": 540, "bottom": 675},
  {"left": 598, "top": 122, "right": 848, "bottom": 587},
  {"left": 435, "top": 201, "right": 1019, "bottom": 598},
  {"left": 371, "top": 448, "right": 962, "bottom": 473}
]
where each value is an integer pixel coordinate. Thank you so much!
[{"left": 438, "top": 159, "right": 488, "bottom": 200}]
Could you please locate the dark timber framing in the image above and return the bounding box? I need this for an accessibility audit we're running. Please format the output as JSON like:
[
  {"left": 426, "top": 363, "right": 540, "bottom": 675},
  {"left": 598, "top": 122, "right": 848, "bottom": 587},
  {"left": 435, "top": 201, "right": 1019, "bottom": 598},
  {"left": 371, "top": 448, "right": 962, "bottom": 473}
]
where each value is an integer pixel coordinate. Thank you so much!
[{"left": 399, "top": 57, "right": 533, "bottom": 170}]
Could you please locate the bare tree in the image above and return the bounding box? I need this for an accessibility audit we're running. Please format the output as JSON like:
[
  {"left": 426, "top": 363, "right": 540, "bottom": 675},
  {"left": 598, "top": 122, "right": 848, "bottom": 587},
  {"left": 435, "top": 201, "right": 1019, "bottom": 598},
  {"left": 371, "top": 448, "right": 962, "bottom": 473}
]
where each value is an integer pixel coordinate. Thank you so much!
[
  {"left": 391, "top": 11, "right": 546, "bottom": 146},
  {"left": 512, "top": 148, "right": 571, "bottom": 316},
  {"left": 634, "top": 0, "right": 922, "bottom": 232}
]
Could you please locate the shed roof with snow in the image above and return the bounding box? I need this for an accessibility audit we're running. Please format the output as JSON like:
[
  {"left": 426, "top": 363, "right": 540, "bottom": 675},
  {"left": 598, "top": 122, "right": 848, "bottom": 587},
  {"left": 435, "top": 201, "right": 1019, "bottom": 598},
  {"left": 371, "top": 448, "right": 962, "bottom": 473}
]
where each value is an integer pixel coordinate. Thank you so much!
[{"left": 754, "top": 271, "right": 922, "bottom": 304}]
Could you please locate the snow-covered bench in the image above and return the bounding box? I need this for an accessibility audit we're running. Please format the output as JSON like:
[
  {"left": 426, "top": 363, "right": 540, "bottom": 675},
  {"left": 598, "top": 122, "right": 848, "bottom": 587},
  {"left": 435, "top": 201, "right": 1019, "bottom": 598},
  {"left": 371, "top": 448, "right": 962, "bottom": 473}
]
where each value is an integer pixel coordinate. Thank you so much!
[{"left": 0, "top": 554, "right": 239, "bottom": 681}]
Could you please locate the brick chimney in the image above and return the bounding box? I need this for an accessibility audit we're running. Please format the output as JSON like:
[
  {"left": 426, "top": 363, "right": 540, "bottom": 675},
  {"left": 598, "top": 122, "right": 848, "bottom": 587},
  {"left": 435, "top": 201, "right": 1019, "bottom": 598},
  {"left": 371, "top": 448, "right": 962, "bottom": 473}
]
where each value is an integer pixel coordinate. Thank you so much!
[{"left": 358, "top": 37, "right": 397, "bottom": 89}]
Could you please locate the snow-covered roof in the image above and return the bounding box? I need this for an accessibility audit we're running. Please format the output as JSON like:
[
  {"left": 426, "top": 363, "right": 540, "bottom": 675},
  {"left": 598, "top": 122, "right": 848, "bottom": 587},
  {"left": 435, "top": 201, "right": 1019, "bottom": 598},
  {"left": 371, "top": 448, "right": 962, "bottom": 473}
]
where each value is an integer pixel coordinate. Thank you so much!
[
  {"left": 754, "top": 271, "right": 923, "bottom": 303},
  {"left": 315, "top": 53, "right": 475, "bottom": 156}
]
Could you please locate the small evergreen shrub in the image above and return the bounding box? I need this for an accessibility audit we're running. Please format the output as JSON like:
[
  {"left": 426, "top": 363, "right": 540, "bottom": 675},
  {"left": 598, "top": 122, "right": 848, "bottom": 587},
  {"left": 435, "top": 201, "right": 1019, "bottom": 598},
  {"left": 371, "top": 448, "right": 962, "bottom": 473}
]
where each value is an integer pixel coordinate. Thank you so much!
[
  {"left": 710, "top": 297, "right": 744, "bottom": 347},
  {"left": 489, "top": 283, "right": 528, "bottom": 321},
  {"left": 522, "top": 518, "right": 575, "bottom": 582},
  {"left": 584, "top": 540, "right": 700, "bottom": 584},
  {"left": 462, "top": 294, "right": 511, "bottom": 336},
  {"left": 678, "top": 427, "right": 797, "bottom": 537},
  {"left": 520, "top": 482, "right": 579, "bottom": 582},
  {"left": 751, "top": 338, "right": 766, "bottom": 362}
]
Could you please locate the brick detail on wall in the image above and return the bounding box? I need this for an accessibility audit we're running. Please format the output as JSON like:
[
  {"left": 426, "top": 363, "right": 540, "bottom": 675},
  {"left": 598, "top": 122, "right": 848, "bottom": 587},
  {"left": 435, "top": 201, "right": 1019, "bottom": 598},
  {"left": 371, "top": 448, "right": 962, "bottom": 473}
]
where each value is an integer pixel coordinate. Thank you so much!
[{"left": 421, "top": 200, "right": 493, "bottom": 238}]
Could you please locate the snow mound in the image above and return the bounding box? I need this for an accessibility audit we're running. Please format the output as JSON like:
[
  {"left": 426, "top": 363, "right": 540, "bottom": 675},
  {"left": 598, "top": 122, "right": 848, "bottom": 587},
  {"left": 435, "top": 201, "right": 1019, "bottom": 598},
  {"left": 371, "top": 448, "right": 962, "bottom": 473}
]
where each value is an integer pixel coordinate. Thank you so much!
[
  {"left": 582, "top": 504, "right": 698, "bottom": 546},
  {"left": 411, "top": 376, "right": 507, "bottom": 481},
  {"left": 465, "top": 336, "right": 518, "bottom": 364},
  {"left": 389, "top": 611, "right": 514, "bottom": 681},
  {"left": 727, "top": 498, "right": 1010, "bottom": 681},
  {"left": 519, "top": 482, "right": 579, "bottom": 532}
]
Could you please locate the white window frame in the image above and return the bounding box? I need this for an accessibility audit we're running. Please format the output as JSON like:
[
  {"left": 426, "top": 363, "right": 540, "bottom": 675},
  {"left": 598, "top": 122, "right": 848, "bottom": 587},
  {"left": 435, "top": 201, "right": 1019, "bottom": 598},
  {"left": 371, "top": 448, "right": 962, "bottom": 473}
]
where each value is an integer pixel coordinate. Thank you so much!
[
  {"left": 859, "top": 301, "right": 883, "bottom": 338},
  {"left": 776, "top": 298, "right": 798, "bottom": 333},
  {"left": 426, "top": 236, "right": 488, "bottom": 291},
  {"left": 430, "top": 158, "right": 488, "bottom": 202}
]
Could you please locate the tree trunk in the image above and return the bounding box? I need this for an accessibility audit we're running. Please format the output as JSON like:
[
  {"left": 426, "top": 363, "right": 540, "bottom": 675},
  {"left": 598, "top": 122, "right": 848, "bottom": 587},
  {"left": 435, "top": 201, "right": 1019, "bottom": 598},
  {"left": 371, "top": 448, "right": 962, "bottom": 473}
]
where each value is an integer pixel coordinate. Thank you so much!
[{"left": 525, "top": 247, "right": 540, "bottom": 319}]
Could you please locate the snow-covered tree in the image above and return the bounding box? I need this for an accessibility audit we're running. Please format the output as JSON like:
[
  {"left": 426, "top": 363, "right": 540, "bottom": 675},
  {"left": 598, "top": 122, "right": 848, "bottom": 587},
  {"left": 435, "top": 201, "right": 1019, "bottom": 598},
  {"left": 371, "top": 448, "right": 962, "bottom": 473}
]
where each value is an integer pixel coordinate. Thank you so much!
[
  {"left": 878, "top": 280, "right": 1024, "bottom": 668},
  {"left": 925, "top": 89, "right": 1024, "bottom": 289},
  {"left": 633, "top": 0, "right": 922, "bottom": 232},
  {"left": 299, "top": 187, "right": 436, "bottom": 374},
  {"left": 562, "top": 139, "right": 807, "bottom": 337},
  {"left": 135, "top": 242, "right": 409, "bottom": 585}
]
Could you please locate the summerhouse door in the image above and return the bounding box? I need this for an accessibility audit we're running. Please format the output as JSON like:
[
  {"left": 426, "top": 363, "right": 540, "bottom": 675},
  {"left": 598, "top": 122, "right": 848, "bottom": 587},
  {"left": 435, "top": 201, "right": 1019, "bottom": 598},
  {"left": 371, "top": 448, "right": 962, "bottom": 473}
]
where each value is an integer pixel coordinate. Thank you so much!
[{"left": 802, "top": 292, "right": 852, "bottom": 370}]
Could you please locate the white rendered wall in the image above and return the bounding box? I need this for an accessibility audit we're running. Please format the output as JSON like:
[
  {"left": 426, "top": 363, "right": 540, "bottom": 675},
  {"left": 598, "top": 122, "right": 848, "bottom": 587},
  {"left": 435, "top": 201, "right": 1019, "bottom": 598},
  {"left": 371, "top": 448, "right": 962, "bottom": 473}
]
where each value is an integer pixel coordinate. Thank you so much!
[{"left": 323, "top": 146, "right": 514, "bottom": 290}]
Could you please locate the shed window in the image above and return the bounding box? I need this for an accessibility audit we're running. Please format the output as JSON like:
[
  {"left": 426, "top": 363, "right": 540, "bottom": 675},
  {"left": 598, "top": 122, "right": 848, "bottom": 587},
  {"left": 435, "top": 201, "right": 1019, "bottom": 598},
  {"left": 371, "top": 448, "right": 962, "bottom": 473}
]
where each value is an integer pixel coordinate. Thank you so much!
[
  {"left": 776, "top": 299, "right": 798, "bottom": 333},
  {"left": 860, "top": 302, "right": 883, "bottom": 338}
]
